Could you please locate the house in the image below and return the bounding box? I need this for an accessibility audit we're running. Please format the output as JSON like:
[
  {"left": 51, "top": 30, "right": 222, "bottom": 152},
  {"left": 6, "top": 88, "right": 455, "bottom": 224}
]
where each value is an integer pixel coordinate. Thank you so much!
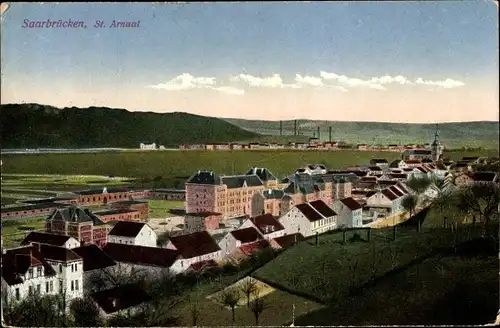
[
  {"left": 107, "top": 221, "right": 157, "bottom": 247},
  {"left": 301, "top": 164, "right": 328, "bottom": 175},
  {"left": 102, "top": 243, "right": 179, "bottom": 275},
  {"left": 402, "top": 149, "right": 433, "bottom": 161},
  {"left": 73, "top": 187, "right": 131, "bottom": 206},
  {"left": 93, "top": 209, "right": 143, "bottom": 223},
  {"left": 72, "top": 244, "right": 116, "bottom": 293},
  {"left": 1, "top": 244, "right": 84, "bottom": 305},
  {"left": 279, "top": 200, "right": 338, "bottom": 237},
  {"left": 21, "top": 232, "right": 81, "bottom": 249},
  {"left": 185, "top": 171, "right": 267, "bottom": 219},
  {"left": 365, "top": 188, "right": 404, "bottom": 218},
  {"left": 90, "top": 284, "right": 151, "bottom": 319},
  {"left": 148, "top": 189, "right": 186, "bottom": 201},
  {"left": 239, "top": 213, "right": 286, "bottom": 240},
  {"left": 45, "top": 206, "right": 109, "bottom": 247},
  {"left": 1, "top": 202, "right": 71, "bottom": 219},
  {"left": 245, "top": 167, "right": 279, "bottom": 188},
  {"left": 110, "top": 200, "right": 149, "bottom": 221},
  {"left": 251, "top": 189, "right": 294, "bottom": 217},
  {"left": 270, "top": 233, "right": 305, "bottom": 249},
  {"left": 422, "top": 183, "right": 441, "bottom": 200},
  {"left": 370, "top": 159, "right": 389, "bottom": 168},
  {"left": 184, "top": 212, "right": 222, "bottom": 233},
  {"left": 367, "top": 166, "right": 384, "bottom": 175},
  {"left": 166, "top": 231, "right": 223, "bottom": 273},
  {"left": 140, "top": 143, "right": 156, "bottom": 150},
  {"left": 332, "top": 197, "right": 363, "bottom": 228},
  {"left": 218, "top": 227, "right": 263, "bottom": 256}
]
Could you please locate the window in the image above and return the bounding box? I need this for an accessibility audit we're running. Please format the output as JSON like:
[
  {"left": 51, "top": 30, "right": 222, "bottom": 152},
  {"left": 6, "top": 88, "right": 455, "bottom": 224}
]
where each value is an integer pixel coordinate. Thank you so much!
[
  {"left": 59, "top": 264, "right": 63, "bottom": 273},
  {"left": 71, "top": 281, "right": 74, "bottom": 291},
  {"left": 29, "top": 286, "right": 33, "bottom": 295},
  {"left": 50, "top": 281, "right": 54, "bottom": 292},
  {"left": 75, "top": 280, "right": 79, "bottom": 291},
  {"left": 15, "top": 288, "right": 20, "bottom": 301},
  {"left": 59, "top": 279, "right": 63, "bottom": 293},
  {"left": 74, "top": 263, "right": 78, "bottom": 272},
  {"left": 46, "top": 281, "right": 50, "bottom": 293},
  {"left": 37, "top": 284, "right": 41, "bottom": 294},
  {"left": 28, "top": 268, "right": 33, "bottom": 278},
  {"left": 37, "top": 266, "right": 42, "bottom": 277}
]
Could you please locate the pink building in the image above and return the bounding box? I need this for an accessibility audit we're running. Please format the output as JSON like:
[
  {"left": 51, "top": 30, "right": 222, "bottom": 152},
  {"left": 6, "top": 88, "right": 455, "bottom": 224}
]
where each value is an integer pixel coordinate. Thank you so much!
[
  {"left": 186, "top": 170, "right": 276, "bottom": 219},
  {"left": 184, "top": 212, "right": 222, "bottom": 233}
]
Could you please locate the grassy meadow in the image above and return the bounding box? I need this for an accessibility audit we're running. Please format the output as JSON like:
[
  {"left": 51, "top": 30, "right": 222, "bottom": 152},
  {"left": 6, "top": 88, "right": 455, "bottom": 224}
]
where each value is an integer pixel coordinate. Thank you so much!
[
  {"left": 147, "top": 200, "right": 184, "bottom": 218},
  {"left": 1, "top": 217, "right": 46, "bottom": 248},
  {"left": 2, "top": 149, "right": 497, "bottom": 188}
]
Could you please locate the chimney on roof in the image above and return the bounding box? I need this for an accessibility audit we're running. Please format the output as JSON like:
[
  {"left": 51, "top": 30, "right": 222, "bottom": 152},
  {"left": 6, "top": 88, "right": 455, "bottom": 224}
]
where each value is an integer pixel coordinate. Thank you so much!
[{"left": 103, "top": 187, "right": 108, "bottom": 194}]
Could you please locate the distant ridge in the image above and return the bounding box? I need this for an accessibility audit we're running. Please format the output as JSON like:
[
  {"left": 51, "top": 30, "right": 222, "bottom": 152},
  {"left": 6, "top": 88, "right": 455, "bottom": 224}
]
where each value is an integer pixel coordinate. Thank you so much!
[
  {"left": 0, "top": 104, "right": 258, "bottom": 148},
  {"left": 224, "top": 118, "right": 499, "bottom": 149}
]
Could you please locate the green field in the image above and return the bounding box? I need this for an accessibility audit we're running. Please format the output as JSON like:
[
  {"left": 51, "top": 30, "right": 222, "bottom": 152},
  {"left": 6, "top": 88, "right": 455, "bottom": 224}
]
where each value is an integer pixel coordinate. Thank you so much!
[
  {"left": 147, "top": 200, "right": 184, "bottom": 218},
  {"left": 1, "top": 217, "right": 46, "bottom": 248},
  {"left": 253, "top": 226, "right": 490, "bottom": 304},
  {"left": 2, "top": 149, "right": 496, "bottom": 189}
]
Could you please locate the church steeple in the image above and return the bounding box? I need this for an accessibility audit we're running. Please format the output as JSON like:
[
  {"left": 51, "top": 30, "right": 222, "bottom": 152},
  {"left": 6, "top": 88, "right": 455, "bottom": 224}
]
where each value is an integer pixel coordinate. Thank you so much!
[{"left": 431, "top": 123, "right": 443, "bottom": 162}]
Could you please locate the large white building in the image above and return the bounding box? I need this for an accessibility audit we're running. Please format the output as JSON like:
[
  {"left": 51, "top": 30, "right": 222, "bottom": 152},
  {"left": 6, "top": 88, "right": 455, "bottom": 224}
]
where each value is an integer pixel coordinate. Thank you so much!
[
  {"left": 107, "top": 221, "right": 157, "bottom": 247},
  {"left": 332, "top": 197, "right": 364, "bottom": 228},
  {"left": 1, "top": 244, "right": 84, "bottom": 306}
]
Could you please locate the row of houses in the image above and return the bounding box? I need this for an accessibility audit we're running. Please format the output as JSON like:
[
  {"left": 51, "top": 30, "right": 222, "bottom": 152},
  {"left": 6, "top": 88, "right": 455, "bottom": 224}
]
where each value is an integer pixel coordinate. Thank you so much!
[{"left": 180, "top": 141, "right": 431, "bottom": 152}]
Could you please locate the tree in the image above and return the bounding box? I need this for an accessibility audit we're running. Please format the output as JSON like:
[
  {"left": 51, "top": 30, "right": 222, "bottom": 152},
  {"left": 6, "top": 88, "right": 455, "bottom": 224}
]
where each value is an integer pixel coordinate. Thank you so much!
[
  {"left": 432, "top": 190, "right": 453, "bottom": 227},
  {"left": 156, "top": 230, "right": 171, "bottom": 247},
  {"left": 407, "top": 176, "right": 432, "bottom": 195},
  {"left": 250, "top": 292, "right": 267, "bottom": 325},
  {"left": 5, "top": 292, "right": 63, "bottom": 327},
  {"left": 69, "top": 297, "right": 103, "bottom": 327},
  {"left": 401, "top": 194, "right": 418, "bottom": 219},
  {"left": 239, "top": 277, "right": 258, "bottom": 308},
  {"left": 218, "top": 288, "right": 241, "bottom": 323},
  {"left": 456, "top": 182, "right": 500, "bottom": 234}
]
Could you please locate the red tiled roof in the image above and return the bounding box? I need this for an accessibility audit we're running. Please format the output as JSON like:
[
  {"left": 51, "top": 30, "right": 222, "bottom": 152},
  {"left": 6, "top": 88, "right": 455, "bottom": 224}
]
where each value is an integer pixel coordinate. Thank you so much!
[
  {"left": 21, "top": 232, "right": 73, "bottom": 247},
  {"left": 108, "top": 221, "right": 146, "bottom": 237},
  {"left": 296, "top": 203, "right": 323, "bottom": 222},
  {"left": 389, "top": 186, "right": 404, "bottom": 197},
  {"left": 404, "top": 160, "right": 422, "bottom": 164},
  {"left": 309, "top": 200, "right": 337, "bottom": 217},
  {"left": 168, "top": 231, "right": 221, "bottom": 259},
  {"left": 381, "top": 189, "right": 398, "bottom": 201},
  {"left": 396, "top": 183, "right": 410, "bottom": 194},
  {"left": 1, "top": 246, "right": 56, "bottom": 286},
  {"left": 72, "top": 244, "right": 116, "bottom": 272},
  {"left": 250, "top": 214, "right": 285, "bottom": 235},
  {"left": 230, "top": 227, "right": 262, "bottom": 243},
  {"left": 239, "top": 240, "right": 270, "bottom": 256},
  {"left": 103, "top": 243, "right": 178, "bottom": 268},
  {"left": 272, "top": 233, "right": 305, "bottom": 248},
  {"left": 340, "top": 197, "right": 363, "bottom": 211}
]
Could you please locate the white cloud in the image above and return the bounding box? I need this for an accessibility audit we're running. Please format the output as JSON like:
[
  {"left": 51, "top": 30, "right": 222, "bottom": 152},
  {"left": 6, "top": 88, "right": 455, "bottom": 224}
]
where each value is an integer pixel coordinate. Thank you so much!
[
  {"left": 147, "top": 73, "right": 216, "bottom": 91},
  {"left": 230, "top": 73, "right": 284, "bottom": 88},
  {"left": 414, "top": 77, "right": 465, "bottom": 88},
  {"left": 147, "top": 72, "right": 465, "bottom": 95},
  {"left": 211, "top": 86, "right": 245, "bottom": 96}
]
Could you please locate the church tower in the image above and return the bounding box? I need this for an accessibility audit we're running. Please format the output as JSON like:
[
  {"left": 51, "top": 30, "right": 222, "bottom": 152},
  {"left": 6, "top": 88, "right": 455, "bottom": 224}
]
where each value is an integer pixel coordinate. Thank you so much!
[{"left": 431, "top": 124, "right": 444, "bottom": 162}]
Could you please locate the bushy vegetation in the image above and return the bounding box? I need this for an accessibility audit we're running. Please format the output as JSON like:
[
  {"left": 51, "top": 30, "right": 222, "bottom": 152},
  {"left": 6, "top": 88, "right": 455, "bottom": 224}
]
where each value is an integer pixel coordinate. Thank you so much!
[{"left": 0, "top": 103, "right": 258, "bottom": 148}]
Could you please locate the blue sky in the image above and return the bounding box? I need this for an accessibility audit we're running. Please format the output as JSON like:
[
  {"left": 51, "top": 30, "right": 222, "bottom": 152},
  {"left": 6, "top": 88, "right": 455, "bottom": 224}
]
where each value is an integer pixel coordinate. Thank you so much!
[{"left": 1, "top": 2, "right": 498, "bottom": 122}]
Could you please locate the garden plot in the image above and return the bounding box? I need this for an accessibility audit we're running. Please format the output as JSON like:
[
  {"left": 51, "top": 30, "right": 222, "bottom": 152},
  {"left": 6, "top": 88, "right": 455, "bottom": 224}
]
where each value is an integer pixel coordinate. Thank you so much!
[{"left": 207, "top": 276, "right": 275, "bottom": 309}]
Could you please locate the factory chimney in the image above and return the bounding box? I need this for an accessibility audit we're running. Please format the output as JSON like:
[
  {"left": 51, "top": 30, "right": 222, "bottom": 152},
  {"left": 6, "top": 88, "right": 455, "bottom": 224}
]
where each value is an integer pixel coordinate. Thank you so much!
[
  {"left": 317, "top": 127, "right": 320, "bottom": 140},
  {"left": 329, "top": 126, "right": 332, "bottom": 142},
  {"left": 280, "top": 121, "right": 283, "bottom": 136},
  {"left": 294, "top": 120, "right": 297, "bottom": 136}
]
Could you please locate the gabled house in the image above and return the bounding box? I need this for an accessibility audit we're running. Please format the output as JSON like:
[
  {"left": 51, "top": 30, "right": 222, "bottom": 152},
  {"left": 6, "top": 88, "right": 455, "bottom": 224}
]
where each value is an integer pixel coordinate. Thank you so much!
[
  {"left": 166, "top": 231, "right": 223, "bottom": 272},
  {"left": 72, "top": 244, "right": 116, "bottom": 293},
  {"left": 332, "top": 197, "right": 363, "bottom": 228},
  {"left": 279, "top": 200, "right": 338, "bottom": 237},
  {"left": 102, "top": 243, "right": 179, "bottom": 275},
  {"left": 1, "top": 244, "right": 84, "bottom": 304},
  {"left": 370, "top": 159, "right": 389, "bottom": 168},
  {"left": 270, "top": 233, "right": 305, "bottom": 250},
  {"left": 239, "top": 213, "right": 286, "bottom": 240},
  {"left": 251, "top": 189, "right": 294, "bottom": 217},
  {"left": 45, "top": 206, "right": 109, "bottom": 247},
  {"left": 455, "top": 172, "right": 499, "bottom": 186},
  {"left": 218, "top": 227, "right": 263, "bottom": 256},
  {"left": 422, "top": 183, "right": 441, "bottom": 200},
  {"left": 245, "top": 167, "right": 279, "bottom": 188},
  {"left": 365, "top": 188, "right": 404, "bottom": 218},
  {"left": 107, "top": 221, "right": 157, "bottom": 247},
  {"left": 21, "top": 232, "right": 81, "bottom": 249},
  {"left": 184, "top": 212, "right": 222, "bottom": 233}
]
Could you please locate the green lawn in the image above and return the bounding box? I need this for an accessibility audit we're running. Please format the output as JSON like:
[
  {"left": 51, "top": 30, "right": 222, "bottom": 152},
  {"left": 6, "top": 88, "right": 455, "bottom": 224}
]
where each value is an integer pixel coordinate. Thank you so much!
[
  {"left": 293, "top": 238, "right": 498, "bottom": 325},
  {"left": 1, "top": 217, "right": 47, "bottom": 248},
  {"left": 2, "top": 149, "right": 496, "bottom": 188},
  {"left": 147, "top": 200, "right": 184, "bottom": 218},
  {"left": 253, "top": 226, "right": 487, "bottom": 304}
]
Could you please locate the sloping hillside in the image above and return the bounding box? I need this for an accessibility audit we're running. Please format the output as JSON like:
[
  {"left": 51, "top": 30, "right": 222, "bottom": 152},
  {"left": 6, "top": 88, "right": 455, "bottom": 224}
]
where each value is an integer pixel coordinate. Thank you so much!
[
  {"left": 0, "top": 104, "right": 258, "bottom": 148},
  {"left": 224, "top": 118, "right": 499, "bottom": 149}
]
